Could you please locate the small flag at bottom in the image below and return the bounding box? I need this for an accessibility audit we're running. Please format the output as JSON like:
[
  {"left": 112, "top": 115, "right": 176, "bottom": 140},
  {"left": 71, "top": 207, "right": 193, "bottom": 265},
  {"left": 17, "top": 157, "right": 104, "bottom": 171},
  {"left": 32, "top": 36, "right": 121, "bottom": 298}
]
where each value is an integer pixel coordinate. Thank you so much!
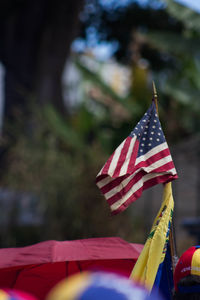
[
  {"left": 130, "top": 182, "right": 174, "bottom": 292},
  {"left": 96, "top": 101, "right": 177, "bottom": 215}
]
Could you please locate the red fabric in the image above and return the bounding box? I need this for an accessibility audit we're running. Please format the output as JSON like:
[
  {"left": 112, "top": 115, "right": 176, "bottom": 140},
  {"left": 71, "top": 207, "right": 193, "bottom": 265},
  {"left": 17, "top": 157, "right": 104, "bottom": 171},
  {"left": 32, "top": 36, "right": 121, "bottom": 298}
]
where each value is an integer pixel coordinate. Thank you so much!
[
  {"left": 0, "top": 238, "right": 143, "bottom": 300},
  {"left": 173, "top": 246, "right": 197, "bottom": 291},
  {"left": 2, "top": 289, "right": 38, "bottom": 300}
]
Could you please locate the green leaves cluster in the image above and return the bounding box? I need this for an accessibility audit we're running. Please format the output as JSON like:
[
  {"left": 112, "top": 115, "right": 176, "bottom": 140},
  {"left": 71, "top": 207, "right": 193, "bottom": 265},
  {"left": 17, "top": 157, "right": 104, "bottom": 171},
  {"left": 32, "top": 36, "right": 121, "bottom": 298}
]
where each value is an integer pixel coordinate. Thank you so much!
[
  {"left": 1, "top": 103, "right": 144, "bottom": 247},
  {"left": 146, "top": 0, "right": 200, "bottom": 138}
]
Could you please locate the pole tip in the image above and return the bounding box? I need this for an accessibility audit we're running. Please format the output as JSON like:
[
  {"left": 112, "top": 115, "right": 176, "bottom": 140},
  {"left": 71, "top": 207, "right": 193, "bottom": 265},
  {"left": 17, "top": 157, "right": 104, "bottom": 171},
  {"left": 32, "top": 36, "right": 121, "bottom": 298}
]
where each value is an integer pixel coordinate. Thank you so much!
[
  {"left": 152, "top": 81, "right": 159, "bottom": 115},
  {"left": 152, "top": 81, "right": 157, "bottom": 99}
]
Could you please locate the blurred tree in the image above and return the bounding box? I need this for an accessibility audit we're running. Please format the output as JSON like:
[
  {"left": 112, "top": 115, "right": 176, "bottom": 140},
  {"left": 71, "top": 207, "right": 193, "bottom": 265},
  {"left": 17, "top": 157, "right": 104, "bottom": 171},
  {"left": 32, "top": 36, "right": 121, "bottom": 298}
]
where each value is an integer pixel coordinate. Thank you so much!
[
  {"left": 79, "top": 1, "right": 183, "bottom": 66},
  {"left": 2, "top": 0, "right": 199, "bottom": 248},
  {"left": 0, "top": 105, "right": 144, "bottom": 247},
  {"left": 79, "top": 0, "right": 200, "bottom": 141},
  {"left": 144, "top": 0, "right": 200, "bottom": 140},
  {"left": 77, "top": 0, "right": 186, "bottom": 142},
  {"left": 0, "top": 0, "right": 84, "bottom": 121}
]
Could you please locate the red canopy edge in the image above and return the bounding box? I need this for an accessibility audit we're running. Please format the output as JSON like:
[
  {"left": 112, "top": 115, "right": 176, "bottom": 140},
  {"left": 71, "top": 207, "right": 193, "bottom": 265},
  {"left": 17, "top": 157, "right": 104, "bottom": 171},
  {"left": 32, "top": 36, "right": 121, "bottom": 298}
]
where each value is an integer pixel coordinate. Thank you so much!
[
  {"left": 0, "top": 238, "right": 143, "bottom": 300},
  {"left": 0, "top": 237, "right": 143, "bottom": 268}
]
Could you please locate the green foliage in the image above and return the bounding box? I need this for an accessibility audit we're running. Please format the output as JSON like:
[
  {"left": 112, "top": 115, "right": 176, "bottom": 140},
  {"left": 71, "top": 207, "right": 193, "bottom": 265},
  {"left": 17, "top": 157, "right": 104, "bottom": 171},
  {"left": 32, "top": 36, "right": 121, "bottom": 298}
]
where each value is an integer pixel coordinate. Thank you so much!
[
  {"left": 164, "top": 0, "right": 200, "bottom": 31},
  {"left": 75, "top": 57, "right": 129, "bottom": 106},
  {"left": 44, "top": 105, "right": 85, "bottom": 150},
  {"left": 4, "top": 0, "right": 200, "bottom": 247},
  {"left": 0, "top": 105, "right": 146, "bottom": 247},
  {"left": 143, "top": 1, "right": 200, "bottom": 140},
  {"left": 147, "top": 31, "right": 200, "bottom": 56}
]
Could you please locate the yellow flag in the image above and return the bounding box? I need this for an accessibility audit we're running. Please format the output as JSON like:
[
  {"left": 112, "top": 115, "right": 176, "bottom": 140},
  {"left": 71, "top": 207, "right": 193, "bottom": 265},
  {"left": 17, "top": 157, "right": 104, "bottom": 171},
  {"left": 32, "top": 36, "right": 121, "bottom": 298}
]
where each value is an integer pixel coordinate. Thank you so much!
[{"left": 130, "top": 182, "right": 174, "bottom": 290}]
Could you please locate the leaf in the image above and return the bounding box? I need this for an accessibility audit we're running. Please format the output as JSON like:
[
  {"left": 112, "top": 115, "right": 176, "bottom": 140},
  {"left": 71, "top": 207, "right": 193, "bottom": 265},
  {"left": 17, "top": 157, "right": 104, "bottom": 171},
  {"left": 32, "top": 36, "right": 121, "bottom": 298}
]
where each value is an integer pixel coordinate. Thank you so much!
[
  {"left": 164, "top": 0, "right": 200, "bottom": 31},
  {"left": 74, "top": 55, "right": 139, "bottom": 114},
  {"left": 146, "top": 31, "right": 200, "bottom": 56},
  {"left": 43, "top": 105, "right": 85, "bottom": 149}
]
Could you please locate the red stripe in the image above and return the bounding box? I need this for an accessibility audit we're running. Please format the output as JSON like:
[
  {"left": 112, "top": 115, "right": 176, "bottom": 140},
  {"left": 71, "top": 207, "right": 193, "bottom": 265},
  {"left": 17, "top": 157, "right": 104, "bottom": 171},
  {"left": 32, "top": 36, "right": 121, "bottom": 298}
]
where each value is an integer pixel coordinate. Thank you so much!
[
  {"left": 99, "top": 159, "right": 176, "bottom": 203},
  {"left": 107, "top": 166, "right": 177, "bottom": 206},
  {"left": 142, "top": 173, "right": 177, "bottom": 190},
  {"left": 107, "top": 171, "right": 145, "bottom": 205},
  {"left": 112, "top": 137, "right": 132, "bottom": 177},
  {"left": 111, "top": 188, "right": 143, "bottom": 215},
  {"left": 127, "top": 139, "right": 139, "bottom": 174},
  {"left": 97, "top": 158, "right": 176, "bottom": 187},
  {"left": 96, "top": 174, "right": 108, "bottom": 184},
  {"left": 151, "top": 161, "right": 175, "bottom": 173},
  {"left": 100, "top": 174, "right": 129, "bottom": 194},
  {"left": 100, "top": 151, "right": 115, "bottom": 175},
  {"left": 110, "top": 173, "right": 177, "bottom": 215},
  {"left": 135, "top": 148, "right": 171, "bottom": 170}
]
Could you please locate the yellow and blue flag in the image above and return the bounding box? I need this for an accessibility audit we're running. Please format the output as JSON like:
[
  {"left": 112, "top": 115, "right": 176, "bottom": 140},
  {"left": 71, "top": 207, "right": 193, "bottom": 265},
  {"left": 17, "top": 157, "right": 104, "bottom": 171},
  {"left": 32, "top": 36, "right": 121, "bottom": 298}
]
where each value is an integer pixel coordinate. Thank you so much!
[
  {"left": 130, "top": 182, "right": 174, "bottom": 296},
  {"left": 154, "top": 243, "right": 174, "bottom": 299}
]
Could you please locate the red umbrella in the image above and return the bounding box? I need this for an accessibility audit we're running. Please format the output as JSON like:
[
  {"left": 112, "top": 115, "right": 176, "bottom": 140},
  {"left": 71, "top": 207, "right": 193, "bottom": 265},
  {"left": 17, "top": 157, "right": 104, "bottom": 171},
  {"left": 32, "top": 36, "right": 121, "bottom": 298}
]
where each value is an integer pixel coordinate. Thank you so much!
[{"left": 0, "top": 237, "right": 143, "bottom": 300}]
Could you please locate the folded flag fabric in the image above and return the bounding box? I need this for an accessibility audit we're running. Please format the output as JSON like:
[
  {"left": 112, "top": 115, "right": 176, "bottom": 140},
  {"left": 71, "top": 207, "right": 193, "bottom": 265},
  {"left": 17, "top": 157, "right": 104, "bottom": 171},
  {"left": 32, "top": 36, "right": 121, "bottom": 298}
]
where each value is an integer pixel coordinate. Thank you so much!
[
  {"left": 96, "top": 101, "right": 178, "bottom": 215},
  {"left": 154, "top": 243, "right": 174, "bottom": 300},
  {"left": 130, "top": 182, "right": 174, "bottom": 292}
]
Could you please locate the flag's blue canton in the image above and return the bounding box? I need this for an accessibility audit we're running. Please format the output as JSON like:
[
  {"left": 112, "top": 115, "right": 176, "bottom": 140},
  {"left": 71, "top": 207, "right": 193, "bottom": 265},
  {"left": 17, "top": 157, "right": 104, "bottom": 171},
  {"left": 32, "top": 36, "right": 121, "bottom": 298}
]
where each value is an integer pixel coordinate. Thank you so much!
[{"left": 129, "top": 103, "right": 165, "bottom": 158}]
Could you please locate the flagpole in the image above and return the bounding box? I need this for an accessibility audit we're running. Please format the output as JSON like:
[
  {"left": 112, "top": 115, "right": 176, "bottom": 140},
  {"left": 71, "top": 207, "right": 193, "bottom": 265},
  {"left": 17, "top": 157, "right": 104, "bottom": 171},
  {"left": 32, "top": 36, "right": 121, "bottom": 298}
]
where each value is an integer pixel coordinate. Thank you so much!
[
  {"left": 152, "top": 81, "right": 158, "bottom": 114},
  {"left": 152, "top": 81, "right": 177, "bottom": 273}
]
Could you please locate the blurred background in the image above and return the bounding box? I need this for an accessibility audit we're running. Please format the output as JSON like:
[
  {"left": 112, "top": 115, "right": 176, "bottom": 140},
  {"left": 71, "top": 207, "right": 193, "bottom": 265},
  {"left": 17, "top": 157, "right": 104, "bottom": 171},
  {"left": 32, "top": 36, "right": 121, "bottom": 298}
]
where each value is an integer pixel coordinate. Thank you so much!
[{"left": 0, "top": 0, "right": 200, "bottom": 255}]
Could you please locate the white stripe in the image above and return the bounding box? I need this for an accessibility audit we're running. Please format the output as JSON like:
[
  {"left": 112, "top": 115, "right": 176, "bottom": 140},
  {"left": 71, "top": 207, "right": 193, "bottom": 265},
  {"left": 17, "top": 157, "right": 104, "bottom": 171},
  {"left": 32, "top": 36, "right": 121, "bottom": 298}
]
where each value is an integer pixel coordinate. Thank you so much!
[
  {"left": 110, "top": 173, "right": 159, "bottom": 211},
  {"left": 96, "top": 139, "right": 126, "bottom": 177},
  {"left": 104, "top": 174, "right": 133, "bottom": 200},
  {"left": 138, "top": 155, "right": 172, "bottom": 173},
  {"left": 107, "top": 139, "right": 126, "bottom": 177},
  {"left": 119, "top": 135, "right": 137, "bottom": 176},
  {"left": 110, "top": 169, "right": 175, "bottom": 212},
  {"left": 135, "top": 142, "right": 168, "bottom": 165},
  {"left": 98, "top": 142, "right": 169, "bottom": 177},
  {"left": 104, "top": 156, "right": 175, "bottom": 200},
  {"left": 168, "top": 167, "right": 176, "bottom": 175},
  {"left": 97, "top": 165, "right": 105, "bottom": 177},
  {"left": 97, "top": 141, "right": 176, "bottom": 190},
  {"left": 96, "top": 175, "right": 114, "bottom": 189}
]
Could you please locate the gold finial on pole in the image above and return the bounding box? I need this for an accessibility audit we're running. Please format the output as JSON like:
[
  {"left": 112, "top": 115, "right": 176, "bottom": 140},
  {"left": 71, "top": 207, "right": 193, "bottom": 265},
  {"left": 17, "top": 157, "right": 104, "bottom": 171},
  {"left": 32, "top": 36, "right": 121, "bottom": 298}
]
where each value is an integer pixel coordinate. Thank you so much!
[{"left": 152, "top": 81, "right": 158, "bottom": 116}]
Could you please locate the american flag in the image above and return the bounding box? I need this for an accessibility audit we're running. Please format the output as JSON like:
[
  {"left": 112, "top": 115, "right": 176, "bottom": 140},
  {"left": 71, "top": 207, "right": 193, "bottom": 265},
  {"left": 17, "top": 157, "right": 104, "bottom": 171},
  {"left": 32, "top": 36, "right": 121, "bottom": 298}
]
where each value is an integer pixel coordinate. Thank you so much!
[{"left": 96, "top": 101, "right": 178, "bottom": 215}]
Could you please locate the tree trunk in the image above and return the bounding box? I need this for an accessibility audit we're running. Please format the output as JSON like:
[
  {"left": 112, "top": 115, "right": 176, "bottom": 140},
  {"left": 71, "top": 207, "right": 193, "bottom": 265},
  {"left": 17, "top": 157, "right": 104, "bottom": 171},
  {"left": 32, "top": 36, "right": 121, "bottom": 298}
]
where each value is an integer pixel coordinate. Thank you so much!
[
  {"left": 0, "top": 0, "right": 84, "bottom": 121},
  {"left": 35, "top": 0, "right": 84, "bottom": 114}
]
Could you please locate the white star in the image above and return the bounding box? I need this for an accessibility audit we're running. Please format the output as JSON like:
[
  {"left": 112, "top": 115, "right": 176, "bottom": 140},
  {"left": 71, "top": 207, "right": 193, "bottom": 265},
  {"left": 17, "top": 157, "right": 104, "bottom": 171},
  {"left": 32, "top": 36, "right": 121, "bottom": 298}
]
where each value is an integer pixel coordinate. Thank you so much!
[
  {"left": 143, "top": 138, "right": 146, "bottom": 140},
  {"left": 142, "top": 120, "right": 146, "bottom": 122},
  {"left": 144, "top": 132, "right": 147, "bottom": 134},
  {"left": 140, "top": 149, "right": 143, "bottom": 152},
  {"left": 141, "top": 126, "right": 143, "bottom": 129},
  {"left": 152, "top": 126, "right": 156, "bottom": 128},
  {"left": 151, "top": 132, "right": 154, "bottom": 135},
  {"left": 141, "top": 143, "right": 144, "bottom": 146},
  {"left": 150, "top": 137, "right": 153, "bottom": 140},
  {"left": 154, "top": 120, "right": 157, "bottom": 123},
  {"left": 158, "top": 133, "right": 161, "bottom": 136},
  {"left": 159, "top": 127, "right": 161, "bottom": 130},
  {"left": 145, "top": 126, "right": 148, "bottom": 128},
  {"left": 155, "top": 113, "right": 158, "bottom": 117},
  {"left": 148, "top": 143, "right": 152, "bottom": 146},
  {"left": 157, "top": 138, "right": 160, "bottom": 141}
]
